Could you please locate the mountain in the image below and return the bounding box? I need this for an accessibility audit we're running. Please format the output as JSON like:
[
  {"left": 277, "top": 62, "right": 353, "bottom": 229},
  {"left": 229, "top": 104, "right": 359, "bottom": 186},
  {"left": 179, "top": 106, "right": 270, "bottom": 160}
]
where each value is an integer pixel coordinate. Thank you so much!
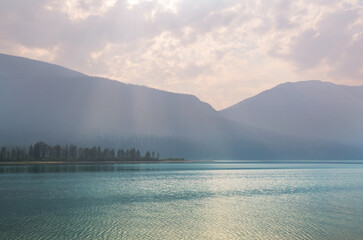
[
  {"left": 1, "top": 53, "right": 362, "bottom": 159},
  {"left": 0, "top": 53, "right": 258, "bottom": 158},
  {"left": 0, "top": 54, "right": 225, "bottom": 152},
  {"left": 220, "top": 80, "right": 363, "bottom": 145}
]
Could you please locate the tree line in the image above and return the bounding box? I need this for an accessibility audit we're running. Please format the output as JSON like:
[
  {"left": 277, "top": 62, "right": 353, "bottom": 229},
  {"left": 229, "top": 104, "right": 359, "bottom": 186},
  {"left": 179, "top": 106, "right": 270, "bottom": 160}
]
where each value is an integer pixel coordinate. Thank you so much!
[{"left": 0, "top": 142, "right": 160, "bottom": 162}]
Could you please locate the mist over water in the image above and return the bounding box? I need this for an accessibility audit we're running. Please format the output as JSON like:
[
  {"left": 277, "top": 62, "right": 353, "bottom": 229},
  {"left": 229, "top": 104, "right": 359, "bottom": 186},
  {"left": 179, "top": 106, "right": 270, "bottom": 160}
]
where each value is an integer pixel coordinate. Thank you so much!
[{"left": 1, "top": 162, "right": 363, "bottom": 239}]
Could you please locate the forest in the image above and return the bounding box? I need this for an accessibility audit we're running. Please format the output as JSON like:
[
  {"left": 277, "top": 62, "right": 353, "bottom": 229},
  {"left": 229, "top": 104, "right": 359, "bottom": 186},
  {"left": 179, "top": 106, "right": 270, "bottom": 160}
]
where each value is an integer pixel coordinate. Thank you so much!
[{"left": 0, "top": 142, "right": 160, "bottom": 162}]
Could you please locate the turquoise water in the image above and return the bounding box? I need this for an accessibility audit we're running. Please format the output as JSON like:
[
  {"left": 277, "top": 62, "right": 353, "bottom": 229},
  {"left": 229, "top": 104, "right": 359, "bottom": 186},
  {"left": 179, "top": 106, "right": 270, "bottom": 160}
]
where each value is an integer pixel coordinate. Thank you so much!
[{"left": 1, "top": 162, "right": 363, "bottom": 239}]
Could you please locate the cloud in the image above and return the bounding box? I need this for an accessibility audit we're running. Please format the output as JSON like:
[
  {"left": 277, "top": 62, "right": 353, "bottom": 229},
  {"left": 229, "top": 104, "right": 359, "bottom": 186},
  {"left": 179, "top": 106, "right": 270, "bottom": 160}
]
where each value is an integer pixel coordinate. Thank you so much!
[
  {"left": 0, "top": 0, "right": 362, "bottom": 109},
  {"left": 279, "top": 7, "right": 363, "bottom": 80}
]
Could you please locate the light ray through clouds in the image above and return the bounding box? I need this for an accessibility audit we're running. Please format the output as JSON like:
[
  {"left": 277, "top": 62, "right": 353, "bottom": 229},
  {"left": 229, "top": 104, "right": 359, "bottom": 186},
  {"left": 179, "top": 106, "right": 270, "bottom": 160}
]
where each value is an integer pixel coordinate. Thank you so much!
[{"left": 0, "top": 0, "right": 362, "bottom": 109}]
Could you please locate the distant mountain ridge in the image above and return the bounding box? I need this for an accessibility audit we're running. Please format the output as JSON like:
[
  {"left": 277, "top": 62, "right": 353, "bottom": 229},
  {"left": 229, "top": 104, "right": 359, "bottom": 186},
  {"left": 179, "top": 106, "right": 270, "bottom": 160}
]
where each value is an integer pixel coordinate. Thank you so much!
[
  {"left": 1, "top": 53, "right": 363, "bottom": 159},
  {"left": 220, "top": 80, "right": 363, "bottom": 145},
  {"left": 0, "top": 53, "right": 86, "bottom": 79},
  {"left": 0, "top": 53, "right": 221, "bottom": 140}
]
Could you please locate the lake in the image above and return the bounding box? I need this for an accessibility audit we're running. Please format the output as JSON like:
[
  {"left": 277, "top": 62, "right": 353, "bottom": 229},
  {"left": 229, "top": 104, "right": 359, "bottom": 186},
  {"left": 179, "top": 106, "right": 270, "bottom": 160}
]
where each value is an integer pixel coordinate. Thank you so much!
[{"left": 1, "top": 161, "right": 363, "bottom": 239}]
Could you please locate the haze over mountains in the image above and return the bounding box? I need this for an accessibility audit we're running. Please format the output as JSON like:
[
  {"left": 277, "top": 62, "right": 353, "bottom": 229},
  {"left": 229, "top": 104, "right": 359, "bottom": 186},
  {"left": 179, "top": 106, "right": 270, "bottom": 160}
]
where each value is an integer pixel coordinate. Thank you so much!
[
  {"left": 1, "top": 53, "right": 362, "bottom": 159},
  {"left": 220, "top": 81, "right": 363, "bottom": 145}
]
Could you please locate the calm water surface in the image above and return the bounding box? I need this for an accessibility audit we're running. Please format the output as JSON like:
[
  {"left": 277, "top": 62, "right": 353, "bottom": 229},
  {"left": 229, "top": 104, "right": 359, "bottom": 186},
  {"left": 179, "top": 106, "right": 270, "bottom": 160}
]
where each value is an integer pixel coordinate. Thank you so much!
[{"left": 1, "top": 161, "right": 363, "bottom": 239}]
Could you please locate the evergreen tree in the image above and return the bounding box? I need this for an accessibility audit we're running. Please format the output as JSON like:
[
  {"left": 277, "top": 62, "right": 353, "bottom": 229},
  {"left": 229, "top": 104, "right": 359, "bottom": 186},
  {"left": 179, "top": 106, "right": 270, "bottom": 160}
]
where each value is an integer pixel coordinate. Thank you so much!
[
  {"left": 28, "top": 145, "right": 34, "bottom": 159},
  {"left": 69, "top": 145, "right": 77, "bottom": 159},
  {"left": 64, "top": 145, "right": 69, "bottom": 159},
  {"left": 33, "top": 143, "right": 40, "bottom": 160},
  {"left": 145, "top": 151, "right": 151, "bottom": 160},
  {"left": 0, "top": 142, "right": 163, "bottom": 162},
  {"left": 110, "top": 149, "right": 115, "bottom": 159},
  {"left": 54, "top": 145, "right": 62, "bottom": 159},
  {"left": 103, "top": 148, "right": 110, "bottom": 160},
  {"left": 130, "top": 148, "right": 136, "bottom": 159},
  {"left": 10, "top": 148, "right": 16, "bottom": 161},
  {"left": 0, "top": 147, "right": 6, "bottom": 161},
  {"left": 136, "top": 150, "right": 141, "bottom": 160},
  {"left": 97, "top": 146, "right": 101, "bottom": 159},
  {"left": 78, "top": 147, "right": 84, "bottom": 160}
]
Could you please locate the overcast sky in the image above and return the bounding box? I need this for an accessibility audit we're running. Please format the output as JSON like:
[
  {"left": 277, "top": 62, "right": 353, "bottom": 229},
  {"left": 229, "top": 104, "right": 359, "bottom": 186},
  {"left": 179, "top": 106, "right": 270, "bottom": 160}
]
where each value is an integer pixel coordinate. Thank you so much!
[{"left": 0, "top": 0, "right": 362, "bottom": 109}]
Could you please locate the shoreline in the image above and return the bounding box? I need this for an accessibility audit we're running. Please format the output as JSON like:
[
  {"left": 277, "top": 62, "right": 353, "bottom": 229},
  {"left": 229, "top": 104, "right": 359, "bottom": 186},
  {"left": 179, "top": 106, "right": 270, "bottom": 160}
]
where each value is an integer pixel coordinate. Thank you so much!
[
  {"left": 1, "top": 160, "right": 362, "bottom": 166},
  {"left": 0, "top": 159, "right": 188, "bottom": 165}
]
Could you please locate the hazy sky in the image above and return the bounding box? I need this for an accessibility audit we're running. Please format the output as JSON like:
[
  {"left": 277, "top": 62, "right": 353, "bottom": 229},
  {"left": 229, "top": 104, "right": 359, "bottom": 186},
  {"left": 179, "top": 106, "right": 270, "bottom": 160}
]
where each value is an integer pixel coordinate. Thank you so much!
[{"left": 0, "top": 0, "right": 362, "bottom": 109}]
